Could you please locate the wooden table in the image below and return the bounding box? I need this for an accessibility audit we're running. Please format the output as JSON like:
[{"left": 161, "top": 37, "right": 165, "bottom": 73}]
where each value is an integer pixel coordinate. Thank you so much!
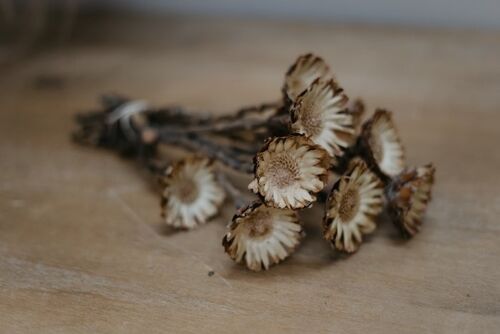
[{"left": 1, "top": 15, "right": 499, "bottom": 333}]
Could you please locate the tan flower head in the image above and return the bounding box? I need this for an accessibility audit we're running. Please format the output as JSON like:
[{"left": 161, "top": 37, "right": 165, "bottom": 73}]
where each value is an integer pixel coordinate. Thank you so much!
[
  {"left": 284, "top": 53, "right": 330, "bottom": 102},
  {"left": 362, "top": 109, "right": 405, "bottom": 178},
  {"left": 222, "top": 202, "right": 304, "bottom": 271},
  {"left": 323, "top": 160, "right": 384, "bottom": 253},
  {"left": 160, "top": 157, "right": 225, "bottom": 229},
  {"left": 248, "top": 135, "right": 330, "bottom": 209},
  {"left": 389, "top": 164, "right": 435, "bottom": 238},
  {"left": 290, "top": 78, "right": 355, "bottom": 158}
]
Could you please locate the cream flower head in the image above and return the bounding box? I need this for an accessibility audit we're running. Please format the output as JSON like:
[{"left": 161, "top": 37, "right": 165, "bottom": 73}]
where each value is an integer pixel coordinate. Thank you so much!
[
  {"left": 362, "top": 109, "right": 405, "bottom": 178},
  {"left": 160, "top": 157, "right": 225, "bottom": 229},
  {"left": 323, "top": 160, "right": 384, "bottom": 253},
  {"left": 222, "top": 202, "right": 303, "bottom": 271},
  {"left": 290, "top": 78, "right": 355, "bottom": 158},
  {"left": 389, "top": 164, "right": 435, "bottom": 238},
  {"left": 283, "top": 53, "right": 330, "bottom": 102},
  {"left": 248, "top": 135, "right": 330, "bottom": 209}
]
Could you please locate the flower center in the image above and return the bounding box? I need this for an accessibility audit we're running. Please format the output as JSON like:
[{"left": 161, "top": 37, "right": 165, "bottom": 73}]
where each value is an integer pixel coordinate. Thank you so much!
[
  {"left": 174, "top": 178, "right": 199, "bottom": 204},
  {"left": 300, "top": 103, "right": 323, "bottom": 136},
  {"left": 247, "top": 210, "right": 273, "bottom": 238},
  {"left": 339, "top": 188, "right": 360, "bottom": 222},
  {"left": 267, "top": 153, "right": 300, "bottom": 188}
]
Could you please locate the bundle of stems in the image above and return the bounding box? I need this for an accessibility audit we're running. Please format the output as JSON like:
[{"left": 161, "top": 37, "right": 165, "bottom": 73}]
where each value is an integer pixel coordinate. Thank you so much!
[{"left": 74, "top": 94, "right": 288, "bottom": 174}]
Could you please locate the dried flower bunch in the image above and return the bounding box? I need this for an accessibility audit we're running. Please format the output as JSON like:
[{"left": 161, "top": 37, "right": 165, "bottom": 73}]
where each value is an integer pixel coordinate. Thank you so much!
[{"left": 73, "top": 53, "right": 436, "bottom": 272}]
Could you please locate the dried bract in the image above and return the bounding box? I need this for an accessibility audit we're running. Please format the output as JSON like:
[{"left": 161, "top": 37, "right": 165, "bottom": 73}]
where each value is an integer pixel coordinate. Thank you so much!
[
  {"left": 284, "top": 53, "right": 330, "bottom": 102},
  {"left": 361, "top": 109, "right": 405, "bottom": 178},
  {"left": 323, "top": 160, "right": 384, "bottom": 252},
  {"left": 249, "top": 135, "right": 330, "bottom": 209},
  {"left": 348, "top": 98, "right": 365, "bottom": 132},
  {"left": 222, "top": 202, "right": 303, "bottom": 271},
  {"left": 161, "top": 157, "right": 225, "bottom": 229}
]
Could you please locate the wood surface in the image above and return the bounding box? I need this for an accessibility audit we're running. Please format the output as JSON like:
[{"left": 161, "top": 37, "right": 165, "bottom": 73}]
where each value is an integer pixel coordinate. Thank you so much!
[{"left": 1, "top": 14, "right": 499, "bottom": 333}]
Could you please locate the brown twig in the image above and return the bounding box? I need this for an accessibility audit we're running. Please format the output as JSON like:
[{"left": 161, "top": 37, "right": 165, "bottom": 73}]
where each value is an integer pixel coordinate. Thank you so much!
[
  {"left": 214, "top": 101, "right": 282, "bottom": 122},
  {"left": 157, "top": 131, "right": 255, "bottom": 173},
  {"left": 216, "top": 173, "right": 250, "bottom": 209}
]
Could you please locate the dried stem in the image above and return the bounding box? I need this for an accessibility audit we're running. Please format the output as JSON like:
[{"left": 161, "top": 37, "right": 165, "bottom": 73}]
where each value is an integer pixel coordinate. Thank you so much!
[
  {"left": 73, "top": 96, "right": 282, "bottom": 174},
  {"left": 156, "top": 131, "right": 255, "bottom": 173},
  {"left": 215, "top": 101, "right": 282, "bottom": 121},
  {"left": 216, "top": 173, "right": 250, "bottom": 209},
  {"left": 165, "top": 112, "right": 288, "bottom": 135}
]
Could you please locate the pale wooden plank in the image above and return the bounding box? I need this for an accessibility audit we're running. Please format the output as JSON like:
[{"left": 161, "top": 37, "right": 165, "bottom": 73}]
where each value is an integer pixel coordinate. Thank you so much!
[{"left": 0, "top": 15, "right": 499, "bottom": 333}]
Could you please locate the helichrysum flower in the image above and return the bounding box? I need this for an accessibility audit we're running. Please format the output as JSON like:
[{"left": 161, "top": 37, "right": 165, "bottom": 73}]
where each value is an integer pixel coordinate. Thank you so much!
[
  {"left": 283, "top": 53, "right": 330, "bottom": 102},
  {"left": 248, "top": 135, "right": 330, "bottom": 209},
  {"left": 361, "top": 109, "right": 405, "bottom": 178},
  {"left": 323, "top": 160, "right": 384, "bottom": 253},
  {"left": 222, "top": 202, "right": 304, "bottom": 271},
  {"left": 388, "top": 164, "right": 435, "bottom": 238},
  {"left": 160, "top": 157, "right": 225, "bottom": 229},
  {"left": 290, "top": 78, "right": 355, "bottom": 158}
]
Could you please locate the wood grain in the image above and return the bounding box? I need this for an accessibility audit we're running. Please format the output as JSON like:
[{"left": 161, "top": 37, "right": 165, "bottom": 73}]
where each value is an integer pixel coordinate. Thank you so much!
[{"left": 1, "top": 14, "right": 499, "bottom": 333}]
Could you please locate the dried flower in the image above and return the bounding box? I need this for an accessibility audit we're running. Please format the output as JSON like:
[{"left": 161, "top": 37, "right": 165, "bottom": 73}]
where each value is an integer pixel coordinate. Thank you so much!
[
  {"left": 323, "top": 160, "right": 384, "bottom": 253},
  {"left": 361, "top": 109, "right": 405, "bottom": 178},
  {"left": 160, "top": 157, "right": 225, "bottom": 229},
  {"left": 388, "top": 164, "right": 435, "bottom": 238},
  {"left": 283, "top": 53, "right": 330, "bottom": 102},
  {"left": 248, "top": 135, "right": 330, "bottom": 209},
  {"left": 222, "top": 201, "right": 303, "bottom": 271},
  {"left": 290, "top": 78, "right": 354, "bottom": 158}
]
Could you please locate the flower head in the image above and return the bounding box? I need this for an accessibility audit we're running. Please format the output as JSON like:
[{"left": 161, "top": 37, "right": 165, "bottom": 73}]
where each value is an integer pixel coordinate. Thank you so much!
[
  {"left": 290, "top": 79, "right": 355, "bottom": 158},
  {"left": 222, "top": 202, "right": 303, "bottom": 271},
  {"left": 361, "top": 109, "right": 405, "bottom": 178},
  {"left": 323, "top": 160, "right": 384, "bottom": 253},
  {"left": 284, "top": 53, "right": 330, "bottom": 102},
  {"left": 388, "top": 164, "right": 435, "bottom": 238},
  {"left": 249, "top": 135, "right": 330, "bottom": 209},
  {"left": 160, "top": 157, "right": 225, "bottom": 229}
]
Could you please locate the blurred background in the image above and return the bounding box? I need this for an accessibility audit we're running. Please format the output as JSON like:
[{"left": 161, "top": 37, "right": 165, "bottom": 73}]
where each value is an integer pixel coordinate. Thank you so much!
[
  {"left": 2, "top": 0, "right": 500, "bottom": 66},
  {"left": 1, "top": 0, "right": 499, "bottom": 116},
  {"left": 91, "top": 0, "right": 500, "bottom": 27}
]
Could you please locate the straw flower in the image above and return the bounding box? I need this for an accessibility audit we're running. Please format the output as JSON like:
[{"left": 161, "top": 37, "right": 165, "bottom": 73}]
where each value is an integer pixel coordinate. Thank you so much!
[
  {"left": 388, "top": 164, "right": 435, "bottom": 238},
  {"left": 248, "top": 135, "right": 330, "bottom": 209},
  {"left": 361, "top": 109, "right": 405, "bottom": 178},
  {"left": 290, "top": 78, "right": 355, "bottom": 158},
  {"left": 283, "top": 53, "right": 330, "bottom": 102},
  {"left": 323, "top": 160, "right": 384, "bottom": 253},
  {"left": 222, "top": 202, "right": 304, "bottom": 271},
  {"left": 160, "top": 157, "right": 225, "bottom": 229}
]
